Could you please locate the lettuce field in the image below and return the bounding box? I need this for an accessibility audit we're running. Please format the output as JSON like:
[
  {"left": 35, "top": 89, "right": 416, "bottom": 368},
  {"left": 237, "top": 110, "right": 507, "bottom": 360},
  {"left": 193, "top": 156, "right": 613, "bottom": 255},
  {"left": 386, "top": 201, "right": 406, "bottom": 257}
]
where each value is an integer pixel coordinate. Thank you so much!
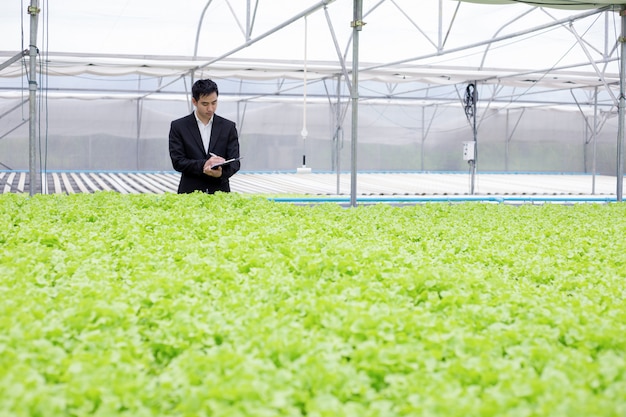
[{"left": 1, "top": 192, "right": 625, "bottom": 417}]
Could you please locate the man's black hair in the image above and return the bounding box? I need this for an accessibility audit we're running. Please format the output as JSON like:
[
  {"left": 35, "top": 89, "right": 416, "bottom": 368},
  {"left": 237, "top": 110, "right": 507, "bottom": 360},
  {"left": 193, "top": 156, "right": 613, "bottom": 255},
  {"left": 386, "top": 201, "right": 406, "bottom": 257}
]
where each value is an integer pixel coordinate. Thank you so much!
[{"left": 192, "top": 79, "right": 219, "bottom": 101}]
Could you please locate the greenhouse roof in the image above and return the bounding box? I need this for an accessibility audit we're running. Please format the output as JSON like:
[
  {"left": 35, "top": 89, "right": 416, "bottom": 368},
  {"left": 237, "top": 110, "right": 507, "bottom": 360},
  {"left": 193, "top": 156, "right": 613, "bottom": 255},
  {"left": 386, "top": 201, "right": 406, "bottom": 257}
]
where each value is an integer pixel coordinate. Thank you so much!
[{"left": 2, "top": 1, "right": 626, "bottom": 98}]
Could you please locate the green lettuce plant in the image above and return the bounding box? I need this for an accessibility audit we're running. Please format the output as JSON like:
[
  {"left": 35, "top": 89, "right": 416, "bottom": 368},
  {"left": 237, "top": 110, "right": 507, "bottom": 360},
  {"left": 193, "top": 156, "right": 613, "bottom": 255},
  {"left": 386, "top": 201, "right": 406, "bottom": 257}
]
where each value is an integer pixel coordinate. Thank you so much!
[{"left": 1, "top": 192, "right": 625, "bottom": 416}]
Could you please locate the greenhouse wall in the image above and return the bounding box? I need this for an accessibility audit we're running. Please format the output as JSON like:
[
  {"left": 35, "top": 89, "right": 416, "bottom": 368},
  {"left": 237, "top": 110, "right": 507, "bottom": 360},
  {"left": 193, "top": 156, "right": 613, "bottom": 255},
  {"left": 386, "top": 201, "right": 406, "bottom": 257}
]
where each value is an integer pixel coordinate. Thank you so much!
[{"left": 0, "top": 96, "right": 620, "bottom": 175}]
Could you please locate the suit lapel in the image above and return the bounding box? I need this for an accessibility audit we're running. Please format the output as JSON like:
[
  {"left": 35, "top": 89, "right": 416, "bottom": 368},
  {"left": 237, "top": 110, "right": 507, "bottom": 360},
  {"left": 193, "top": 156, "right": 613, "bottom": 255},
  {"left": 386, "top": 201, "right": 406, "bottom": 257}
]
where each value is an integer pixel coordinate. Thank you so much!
[{"left": 185, "top": 113, "right": 205, "bottom": 155}]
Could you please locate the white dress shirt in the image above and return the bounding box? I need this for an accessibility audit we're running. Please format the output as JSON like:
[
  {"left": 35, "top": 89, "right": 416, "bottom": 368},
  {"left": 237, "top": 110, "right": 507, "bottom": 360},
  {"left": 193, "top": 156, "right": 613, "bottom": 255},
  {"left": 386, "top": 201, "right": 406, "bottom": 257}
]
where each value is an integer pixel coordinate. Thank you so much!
[{"left": 194, "top": 111, "right": 214, "bottom": 154}]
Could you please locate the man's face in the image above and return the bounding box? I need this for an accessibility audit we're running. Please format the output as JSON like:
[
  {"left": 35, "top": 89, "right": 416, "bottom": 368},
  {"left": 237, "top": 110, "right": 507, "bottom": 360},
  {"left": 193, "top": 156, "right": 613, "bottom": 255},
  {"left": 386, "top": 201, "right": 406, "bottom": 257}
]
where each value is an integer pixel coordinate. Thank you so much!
[{"left": 193, "top": 92, "right": 218, "bottom": 124}]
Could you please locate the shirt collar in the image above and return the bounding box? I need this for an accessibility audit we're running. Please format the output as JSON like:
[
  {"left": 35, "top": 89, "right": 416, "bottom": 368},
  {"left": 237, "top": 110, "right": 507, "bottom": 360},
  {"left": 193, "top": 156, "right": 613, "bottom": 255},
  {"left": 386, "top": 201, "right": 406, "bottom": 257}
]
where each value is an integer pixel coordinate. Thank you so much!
[{"left": 194, "top": 110, "right": 213, "bottom": 126}]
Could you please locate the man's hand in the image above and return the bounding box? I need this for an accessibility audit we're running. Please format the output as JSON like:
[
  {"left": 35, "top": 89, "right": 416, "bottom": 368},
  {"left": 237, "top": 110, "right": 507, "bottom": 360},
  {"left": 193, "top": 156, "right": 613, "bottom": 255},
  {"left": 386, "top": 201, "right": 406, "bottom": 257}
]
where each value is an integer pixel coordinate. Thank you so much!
[{"left": 203, "top": 156, "right": 223, "bottom": 177}]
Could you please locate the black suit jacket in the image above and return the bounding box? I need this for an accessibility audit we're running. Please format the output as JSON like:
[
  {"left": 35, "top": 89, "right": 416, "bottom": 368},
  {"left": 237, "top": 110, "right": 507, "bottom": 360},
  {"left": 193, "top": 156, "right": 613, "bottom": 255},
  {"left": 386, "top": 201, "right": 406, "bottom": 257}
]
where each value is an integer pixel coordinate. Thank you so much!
[{"left": 169, "top": 112, "right": 241, "bottom": 194}]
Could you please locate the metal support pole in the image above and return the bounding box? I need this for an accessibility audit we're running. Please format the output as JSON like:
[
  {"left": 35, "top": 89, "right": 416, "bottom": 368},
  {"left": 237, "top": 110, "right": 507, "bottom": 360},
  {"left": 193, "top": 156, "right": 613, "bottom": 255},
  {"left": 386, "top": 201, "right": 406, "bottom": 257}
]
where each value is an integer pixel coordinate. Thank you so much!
[
  {"left": 350, "top": 0, "right": 363, "bottom": 207},
  {"left": 464, "top": 83, "right": 477, "bottom": 195},
  {"left": 592, "top": 87, "right": 598, "bottom": 195},
  {"left": 28, "top": 1, "right": 40, "bottom": 196},
  {"left": 617, "top": 8, "right": 626, "bottom": 201},
  {"left": 471, "top": 84, "right": 477, "bottom": 195}
]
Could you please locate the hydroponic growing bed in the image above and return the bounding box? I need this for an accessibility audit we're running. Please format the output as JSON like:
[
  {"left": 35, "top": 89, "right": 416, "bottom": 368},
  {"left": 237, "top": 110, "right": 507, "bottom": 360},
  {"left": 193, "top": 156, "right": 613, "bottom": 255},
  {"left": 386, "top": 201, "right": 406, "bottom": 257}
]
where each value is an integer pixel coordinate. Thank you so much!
[{"left": 1, "top": 192, "right": 625, "bottom": 416}]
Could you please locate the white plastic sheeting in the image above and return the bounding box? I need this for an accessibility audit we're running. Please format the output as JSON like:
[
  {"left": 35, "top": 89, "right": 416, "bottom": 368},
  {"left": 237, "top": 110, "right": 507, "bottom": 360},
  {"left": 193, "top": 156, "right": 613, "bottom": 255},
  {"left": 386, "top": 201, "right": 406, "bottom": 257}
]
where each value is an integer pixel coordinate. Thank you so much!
[
  {"left": 1, "top": 53, "right": 620, "bottom": 91},
  {"left": 1, "top": 1, "right": 625, "bottom": 90},
  {"left": 459, "top": 1, "right": 626, "bottom": 9}
]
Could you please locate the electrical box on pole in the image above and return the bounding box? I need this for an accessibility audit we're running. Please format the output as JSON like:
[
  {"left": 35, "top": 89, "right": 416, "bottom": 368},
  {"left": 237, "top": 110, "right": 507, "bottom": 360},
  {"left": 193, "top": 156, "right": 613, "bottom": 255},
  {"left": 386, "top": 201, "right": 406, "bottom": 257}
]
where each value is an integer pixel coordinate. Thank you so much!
[{"left": 463, "top": 141, "right": 475, "bottom": 161}]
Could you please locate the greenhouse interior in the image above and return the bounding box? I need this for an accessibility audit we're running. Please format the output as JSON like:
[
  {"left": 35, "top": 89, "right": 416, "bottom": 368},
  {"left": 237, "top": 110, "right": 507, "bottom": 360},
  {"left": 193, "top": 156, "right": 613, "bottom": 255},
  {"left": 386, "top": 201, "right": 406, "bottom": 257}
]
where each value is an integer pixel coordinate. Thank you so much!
[
  {"left": 2, "top": 0, "right": 626, "bottom": 200},
  {"left": 3, "top": 4, "right": 626, "bottom": 415}
]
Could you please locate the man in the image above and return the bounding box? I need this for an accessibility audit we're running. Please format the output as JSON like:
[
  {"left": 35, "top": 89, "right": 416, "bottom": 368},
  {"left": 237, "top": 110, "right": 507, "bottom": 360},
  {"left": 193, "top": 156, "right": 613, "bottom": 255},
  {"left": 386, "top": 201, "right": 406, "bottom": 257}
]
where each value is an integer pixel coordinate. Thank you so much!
[{"left": 169, "top": 79, "right": 241, "bottom": 194}]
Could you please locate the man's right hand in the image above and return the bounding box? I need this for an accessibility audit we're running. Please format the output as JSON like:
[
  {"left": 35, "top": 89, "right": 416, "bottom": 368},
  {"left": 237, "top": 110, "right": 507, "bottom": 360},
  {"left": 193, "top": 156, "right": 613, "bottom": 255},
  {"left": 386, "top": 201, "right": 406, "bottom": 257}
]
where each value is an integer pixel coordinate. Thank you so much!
[{"left": 203, "top": 158, "right": 223, "bottom": 177}]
